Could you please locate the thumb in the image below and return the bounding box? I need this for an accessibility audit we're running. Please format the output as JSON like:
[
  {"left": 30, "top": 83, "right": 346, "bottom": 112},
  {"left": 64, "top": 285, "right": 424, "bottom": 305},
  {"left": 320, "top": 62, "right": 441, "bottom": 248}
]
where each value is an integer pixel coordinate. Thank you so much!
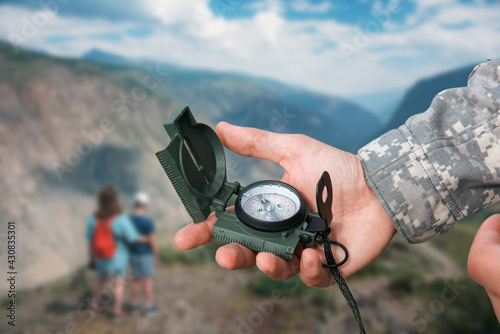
[
  {"left": 468, "top": 214, "right": 500, "bottom": 288},
  {"left": 215, "top": 122, "right": 291, "bottom": 165}
]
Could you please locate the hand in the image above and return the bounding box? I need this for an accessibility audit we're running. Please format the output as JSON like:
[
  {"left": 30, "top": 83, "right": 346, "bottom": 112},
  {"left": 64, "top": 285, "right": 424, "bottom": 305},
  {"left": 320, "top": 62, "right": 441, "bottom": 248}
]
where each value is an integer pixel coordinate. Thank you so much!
[
  {"left": 468, "top": 214, "right": 500, "bottom": 321},
  {"left": 175, "top": 122, "right": 396, "bottom": 287}
]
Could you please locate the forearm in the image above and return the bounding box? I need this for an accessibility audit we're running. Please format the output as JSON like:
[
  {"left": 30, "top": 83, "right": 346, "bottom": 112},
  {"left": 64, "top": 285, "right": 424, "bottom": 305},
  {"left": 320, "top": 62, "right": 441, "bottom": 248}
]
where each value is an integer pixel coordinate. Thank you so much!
[
  {"left": 149, "top": 236, "right": 158, "bottom": 259},
  {"left": 358, "top": 60, "right": 500, "bottom": 243}
]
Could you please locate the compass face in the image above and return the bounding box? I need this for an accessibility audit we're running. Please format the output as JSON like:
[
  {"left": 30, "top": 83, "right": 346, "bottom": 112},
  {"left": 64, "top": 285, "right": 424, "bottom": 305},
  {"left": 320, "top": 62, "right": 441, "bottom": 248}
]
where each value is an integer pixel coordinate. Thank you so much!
[{"left": 235, "top": 181, "right": 305, "bottom": 232}]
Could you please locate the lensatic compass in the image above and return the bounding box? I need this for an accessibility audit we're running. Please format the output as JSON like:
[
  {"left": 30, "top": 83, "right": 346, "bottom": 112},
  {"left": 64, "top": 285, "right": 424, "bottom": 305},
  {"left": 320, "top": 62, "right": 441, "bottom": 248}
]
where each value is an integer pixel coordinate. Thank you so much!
[
  {"left": 155, "top": 106, "right": 344, "bottom": 261},
  {"left": 156, "top": 106, "right": 365, "bottom": 333}
]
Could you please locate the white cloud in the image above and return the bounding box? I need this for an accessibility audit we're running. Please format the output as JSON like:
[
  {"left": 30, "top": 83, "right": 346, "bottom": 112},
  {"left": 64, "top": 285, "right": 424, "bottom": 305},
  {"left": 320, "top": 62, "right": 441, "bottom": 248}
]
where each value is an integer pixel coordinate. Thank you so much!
[
  {"left": 143, "top": 0, "right": 214, "bottom": 25},
  {"left": 0, "top": 0, "right": 499, "bottom": 98},
  {"left": 255, "top": 10, "right": 285, "bottom": 43}
]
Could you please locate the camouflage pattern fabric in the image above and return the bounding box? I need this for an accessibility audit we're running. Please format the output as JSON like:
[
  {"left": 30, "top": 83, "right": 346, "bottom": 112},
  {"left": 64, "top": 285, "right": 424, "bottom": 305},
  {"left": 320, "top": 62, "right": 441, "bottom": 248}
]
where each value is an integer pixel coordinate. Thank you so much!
[{"left": 358, "top": 60, "right": 500, "bottom": 243}]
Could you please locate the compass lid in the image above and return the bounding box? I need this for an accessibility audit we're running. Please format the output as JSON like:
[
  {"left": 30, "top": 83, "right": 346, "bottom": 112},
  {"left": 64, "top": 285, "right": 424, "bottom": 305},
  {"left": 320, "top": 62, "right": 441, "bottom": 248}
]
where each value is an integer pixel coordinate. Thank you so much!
[{"left": 156, "top": 106, "right": 227, "bottom": 223}]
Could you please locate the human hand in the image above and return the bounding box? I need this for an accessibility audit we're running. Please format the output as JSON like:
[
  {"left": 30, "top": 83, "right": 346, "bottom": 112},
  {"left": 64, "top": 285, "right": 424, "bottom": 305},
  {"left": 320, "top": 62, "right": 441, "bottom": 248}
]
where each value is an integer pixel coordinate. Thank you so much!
[
  {"left": 468, "top": 214, "right": 500, "bottom": 321},
  {"left": 175, "top": 122, "right": 396, "bottom": 287}
]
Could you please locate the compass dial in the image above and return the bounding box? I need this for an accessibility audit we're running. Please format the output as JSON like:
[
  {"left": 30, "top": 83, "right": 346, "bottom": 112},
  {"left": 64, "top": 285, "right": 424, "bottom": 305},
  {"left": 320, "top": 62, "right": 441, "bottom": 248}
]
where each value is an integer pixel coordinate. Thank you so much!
[
  {"left": 242, "top": 192, "right": 297, "bottom": 221},
  {"left": 235, "top": 181, "right": 305, "bottom": 232}
]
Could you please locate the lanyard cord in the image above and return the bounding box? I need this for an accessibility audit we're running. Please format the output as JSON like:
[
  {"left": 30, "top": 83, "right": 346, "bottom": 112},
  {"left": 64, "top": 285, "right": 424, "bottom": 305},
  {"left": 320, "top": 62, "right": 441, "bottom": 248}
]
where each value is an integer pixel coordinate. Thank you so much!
[{"left": 321, "top": 235, "right": 366, "bottom": 334}]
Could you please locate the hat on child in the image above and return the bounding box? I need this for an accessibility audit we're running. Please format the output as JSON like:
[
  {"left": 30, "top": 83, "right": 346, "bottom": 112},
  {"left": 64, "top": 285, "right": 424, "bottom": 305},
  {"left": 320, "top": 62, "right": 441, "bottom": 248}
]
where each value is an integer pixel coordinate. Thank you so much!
[{"left": 133, "top": 192, "right": 149, "bottom": 205}]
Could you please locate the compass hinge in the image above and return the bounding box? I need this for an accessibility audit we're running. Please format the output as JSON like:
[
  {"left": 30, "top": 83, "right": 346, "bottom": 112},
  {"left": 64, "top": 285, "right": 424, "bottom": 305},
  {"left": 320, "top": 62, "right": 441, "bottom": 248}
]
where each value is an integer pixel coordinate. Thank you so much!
[{"left": 212, "top": 181, "right": 241, "bottom": 216}]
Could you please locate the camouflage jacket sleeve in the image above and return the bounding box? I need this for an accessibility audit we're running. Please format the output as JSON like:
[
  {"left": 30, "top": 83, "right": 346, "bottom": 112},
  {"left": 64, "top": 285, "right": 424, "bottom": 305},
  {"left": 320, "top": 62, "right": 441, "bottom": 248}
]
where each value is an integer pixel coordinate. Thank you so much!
[{"left": 357, "top": 60, "right": 500, "bottom": 243}]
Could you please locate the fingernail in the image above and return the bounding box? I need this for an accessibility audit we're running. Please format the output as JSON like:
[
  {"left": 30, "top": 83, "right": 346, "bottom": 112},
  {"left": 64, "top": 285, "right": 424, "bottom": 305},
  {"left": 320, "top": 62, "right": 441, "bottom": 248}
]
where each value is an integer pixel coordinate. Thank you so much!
[{"left": 303, "top": 258, "right": 313, "bottom": 269}]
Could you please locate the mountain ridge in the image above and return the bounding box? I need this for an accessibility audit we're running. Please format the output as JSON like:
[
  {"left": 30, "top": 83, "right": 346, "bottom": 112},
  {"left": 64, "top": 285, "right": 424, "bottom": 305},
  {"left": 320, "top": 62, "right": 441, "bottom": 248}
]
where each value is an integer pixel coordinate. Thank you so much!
[
  {"left": 381, "top": 64, "right": 477, "bottom": 134},
  {"left": 77, "top": 47, "right": 383, "bottom": 149}
]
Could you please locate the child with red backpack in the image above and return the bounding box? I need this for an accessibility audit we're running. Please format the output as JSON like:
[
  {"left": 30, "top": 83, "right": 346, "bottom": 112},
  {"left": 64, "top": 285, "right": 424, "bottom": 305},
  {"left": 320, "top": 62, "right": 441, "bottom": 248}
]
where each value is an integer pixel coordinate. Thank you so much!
[{"left": 86, "top": 185, "right": 141, "bottom": 322}]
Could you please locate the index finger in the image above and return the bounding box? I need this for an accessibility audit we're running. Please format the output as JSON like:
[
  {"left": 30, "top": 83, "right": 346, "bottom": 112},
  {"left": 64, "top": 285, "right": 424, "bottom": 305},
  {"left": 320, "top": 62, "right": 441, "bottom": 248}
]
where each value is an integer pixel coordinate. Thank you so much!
[{"left": 215, "top": 122, "right": 291, "bottom": 165}]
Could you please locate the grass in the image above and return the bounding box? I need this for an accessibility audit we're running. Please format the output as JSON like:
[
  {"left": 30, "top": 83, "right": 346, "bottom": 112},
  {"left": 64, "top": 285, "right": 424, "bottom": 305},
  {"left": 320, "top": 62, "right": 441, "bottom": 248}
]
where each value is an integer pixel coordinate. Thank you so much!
[
  {"left": 245, "top": 272, "right": 337, "bottom": 311},
  {"left": 246, "top": 274, "right": 307, "bottom": 298},
  {"left": 158, "top": 240, "right": 222, "bottom": 265},
  {"left": 389, "top": 276, "right": 499, "bottom": 334},
  {"left": 352, "top": 237, "right": 432, "bottom": 281},
  {"left": 354, "top": 203, "right": 500, "bottom": 282}
]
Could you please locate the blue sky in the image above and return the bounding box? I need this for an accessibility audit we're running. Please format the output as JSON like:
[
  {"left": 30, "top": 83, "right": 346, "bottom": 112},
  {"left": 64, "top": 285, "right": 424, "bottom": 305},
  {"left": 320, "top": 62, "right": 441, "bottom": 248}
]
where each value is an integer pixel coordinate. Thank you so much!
[
  {"left": 214, "top": 0, "right": 417, "bottom": 24},
  {"left": 0, "top": 0, "right": 499, "bottom": 100}
]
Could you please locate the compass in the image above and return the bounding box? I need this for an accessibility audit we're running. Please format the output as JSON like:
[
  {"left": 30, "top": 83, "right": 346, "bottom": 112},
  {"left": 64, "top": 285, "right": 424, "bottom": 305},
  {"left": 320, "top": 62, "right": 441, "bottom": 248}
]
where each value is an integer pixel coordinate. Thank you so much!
[
  {"left": 155, "top": 106, "right": 365, "bottom": 333},
  {"left": 156, "top": 106, "right": 332, "bottom": 260}
]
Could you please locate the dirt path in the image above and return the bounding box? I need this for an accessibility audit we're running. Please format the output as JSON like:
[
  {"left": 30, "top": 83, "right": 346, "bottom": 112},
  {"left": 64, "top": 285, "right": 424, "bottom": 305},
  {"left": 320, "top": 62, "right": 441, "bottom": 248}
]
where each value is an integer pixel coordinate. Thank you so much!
[{"left": 9, "top": 240, "right": 465, "bottom": 334}]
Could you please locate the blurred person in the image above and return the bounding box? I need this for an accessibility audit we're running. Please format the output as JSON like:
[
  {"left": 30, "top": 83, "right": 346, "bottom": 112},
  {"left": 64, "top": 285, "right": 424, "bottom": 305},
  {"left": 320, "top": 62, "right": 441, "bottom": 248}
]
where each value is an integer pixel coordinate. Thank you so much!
[
  {"left": 86, "top": 185, "right": 142, "bottom": 322},
  {"left": 174, "top": 60, "right": 500, "bottom": 316},
  {"left": 129, "top": 192, "right": 159, "bottom": 316},
  {"left": 469, "top": 214, "right": 500, "bottom": 321}
]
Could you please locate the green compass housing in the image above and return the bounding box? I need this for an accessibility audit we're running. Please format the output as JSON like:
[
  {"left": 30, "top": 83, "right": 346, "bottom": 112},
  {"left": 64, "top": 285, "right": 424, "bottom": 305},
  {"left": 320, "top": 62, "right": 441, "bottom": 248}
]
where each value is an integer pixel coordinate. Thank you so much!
[{"left": 156, "top": 106, "right": 321, "bottom": 260}]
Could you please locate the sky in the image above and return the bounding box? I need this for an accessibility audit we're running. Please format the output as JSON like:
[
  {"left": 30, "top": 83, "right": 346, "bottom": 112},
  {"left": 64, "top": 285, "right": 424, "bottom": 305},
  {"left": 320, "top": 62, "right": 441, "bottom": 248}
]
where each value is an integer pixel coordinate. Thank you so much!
[{"left": 0, "top": 0, "right": 499, "bottom": 99}]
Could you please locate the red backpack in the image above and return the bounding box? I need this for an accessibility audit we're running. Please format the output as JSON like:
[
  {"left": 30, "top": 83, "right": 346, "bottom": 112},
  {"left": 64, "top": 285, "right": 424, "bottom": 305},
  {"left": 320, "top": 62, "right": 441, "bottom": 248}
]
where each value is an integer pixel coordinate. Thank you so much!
[{"left": 92, "top": 215, "right": 117, "bottom": 259}]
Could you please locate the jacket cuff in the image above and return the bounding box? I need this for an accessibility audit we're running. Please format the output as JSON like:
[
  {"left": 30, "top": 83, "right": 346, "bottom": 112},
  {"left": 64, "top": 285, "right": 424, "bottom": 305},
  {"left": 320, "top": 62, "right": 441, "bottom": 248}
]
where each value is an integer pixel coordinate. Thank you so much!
[{"left": 357, "top": 126, "right": 460, "bottom": 243}]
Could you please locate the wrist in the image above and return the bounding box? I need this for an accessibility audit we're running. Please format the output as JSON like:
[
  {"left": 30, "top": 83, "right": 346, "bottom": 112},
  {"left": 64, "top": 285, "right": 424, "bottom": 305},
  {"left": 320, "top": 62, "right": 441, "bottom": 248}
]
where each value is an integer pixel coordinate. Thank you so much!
[{"left": 354, "top": 154, "right": 396, "bottom": 235}]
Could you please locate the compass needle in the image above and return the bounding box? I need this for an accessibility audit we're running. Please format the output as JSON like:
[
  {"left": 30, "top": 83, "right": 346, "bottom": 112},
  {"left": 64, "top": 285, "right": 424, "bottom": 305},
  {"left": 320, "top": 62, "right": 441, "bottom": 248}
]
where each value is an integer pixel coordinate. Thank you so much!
[{"left": 183, "top": 138, "right": 210, "bottom": 186}]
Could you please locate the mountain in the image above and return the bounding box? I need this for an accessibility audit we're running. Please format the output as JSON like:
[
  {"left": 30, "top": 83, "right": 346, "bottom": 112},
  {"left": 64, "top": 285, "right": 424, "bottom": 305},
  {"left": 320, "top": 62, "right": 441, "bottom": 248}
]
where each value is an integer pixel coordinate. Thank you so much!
[
  {"left": 0, "top": 41, "right": 381, "bottom": 288},
  {"left": 381, "top": 64, "right": 476, "bottom": 133},
  {"left": 79, "top": 49, "right": 382, "bottom": 151},
  {"left": 81, "top": 48, "right": 131, "bottom": 66},
  {"left": 160, "top": 68, "right": 382, "bottom": 151},
  {"left": 0, "top": 43, "right": 177, "bottom": 288},
  {"left": 348, "top": 88, "right": 406, "bottom": 125}
]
